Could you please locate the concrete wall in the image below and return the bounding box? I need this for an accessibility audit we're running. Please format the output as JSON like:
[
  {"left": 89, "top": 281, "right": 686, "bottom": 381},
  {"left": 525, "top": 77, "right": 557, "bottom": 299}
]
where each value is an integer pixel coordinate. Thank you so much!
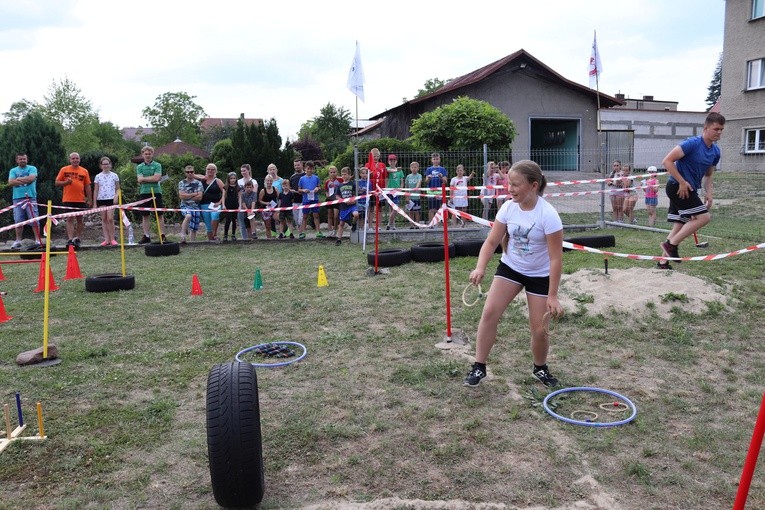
[
  {"left": 720, "top": 0, "right": 765, "bottom": 171},
  {"left": 600, "top": 109, "right": 708, "bottom": 169}
]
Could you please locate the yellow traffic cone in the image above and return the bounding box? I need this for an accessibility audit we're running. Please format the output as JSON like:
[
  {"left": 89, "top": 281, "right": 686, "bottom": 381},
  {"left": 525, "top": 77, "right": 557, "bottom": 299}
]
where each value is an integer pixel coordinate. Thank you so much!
[{"left": 317, "top": 265, "right": 328, "bottom": 288}]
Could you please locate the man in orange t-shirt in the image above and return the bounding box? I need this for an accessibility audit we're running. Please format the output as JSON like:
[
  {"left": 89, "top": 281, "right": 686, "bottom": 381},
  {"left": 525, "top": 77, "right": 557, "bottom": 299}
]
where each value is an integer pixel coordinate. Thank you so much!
[{"left": 55, "top": 152, "right": 92, "bottom": 247}]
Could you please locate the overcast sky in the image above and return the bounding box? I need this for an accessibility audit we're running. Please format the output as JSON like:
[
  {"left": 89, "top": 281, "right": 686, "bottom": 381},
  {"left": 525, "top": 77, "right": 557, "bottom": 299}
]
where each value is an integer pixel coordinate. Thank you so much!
[{"left": 1, "top": 0, "right": 724, "bottom": 142}]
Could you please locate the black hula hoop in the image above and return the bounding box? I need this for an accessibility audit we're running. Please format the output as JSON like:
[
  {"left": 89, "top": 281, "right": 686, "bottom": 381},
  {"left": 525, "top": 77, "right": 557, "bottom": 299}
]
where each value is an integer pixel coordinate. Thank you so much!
[{"left": 236, "top": 341, "right": 307, "bottom": 368}]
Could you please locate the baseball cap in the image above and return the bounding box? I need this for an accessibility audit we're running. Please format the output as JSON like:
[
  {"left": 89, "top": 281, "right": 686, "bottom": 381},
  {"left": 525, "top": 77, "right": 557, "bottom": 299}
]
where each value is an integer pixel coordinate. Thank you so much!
[
  {"left": 647, "top": 166, "right": 657, "bottom": 173},
  {"left": 388, "top": 154, "right": 397, "bottom": 160}
]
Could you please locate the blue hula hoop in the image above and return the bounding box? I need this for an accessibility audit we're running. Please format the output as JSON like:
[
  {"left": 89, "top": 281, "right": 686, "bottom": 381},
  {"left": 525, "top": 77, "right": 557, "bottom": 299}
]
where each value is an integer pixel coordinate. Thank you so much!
[
  {"left": 236, "top": 341, "right": 307, "bottom": 368},
  {"left": 542, "top": 386, "right": 637, "bottom": 427}
]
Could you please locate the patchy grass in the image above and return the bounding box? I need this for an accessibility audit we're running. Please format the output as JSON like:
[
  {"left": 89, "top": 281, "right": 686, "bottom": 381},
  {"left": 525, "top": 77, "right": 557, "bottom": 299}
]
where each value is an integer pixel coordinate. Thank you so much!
[{"left": 0, "top": 231, "right": 764, "bottom": 510}]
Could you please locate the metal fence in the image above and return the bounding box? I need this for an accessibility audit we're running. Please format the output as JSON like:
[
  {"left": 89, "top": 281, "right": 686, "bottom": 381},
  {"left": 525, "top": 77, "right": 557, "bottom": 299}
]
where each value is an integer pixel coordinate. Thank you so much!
[{"left": 353, "top": 147, "right": 765, "bottom": 244}]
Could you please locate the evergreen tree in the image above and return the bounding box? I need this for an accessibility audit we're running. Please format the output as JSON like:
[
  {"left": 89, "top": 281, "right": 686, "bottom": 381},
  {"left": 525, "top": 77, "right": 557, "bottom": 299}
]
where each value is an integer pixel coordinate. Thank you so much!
[
  {"left": 0, "top": 113, "right": 66, "bottom": 229},
  {"left": 706, "top": 53, "right": 722, "bottom": 110}
]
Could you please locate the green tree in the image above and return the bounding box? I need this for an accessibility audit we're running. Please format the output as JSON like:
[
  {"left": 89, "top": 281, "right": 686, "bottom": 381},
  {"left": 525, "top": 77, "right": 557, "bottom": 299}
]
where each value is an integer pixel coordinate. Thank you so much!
[
  {"left": 42, "top": 77, "right": 98, "bottom": 131},
  {"left": 706, "top": 52, "right": 722, "bottom": 110},
  {"left": 0, "top": 113, "right": 67, "bottom": 231},
  {"left": 141, "top": 92, "right": 207, "bottom": 147},
  {"left": 415, "top": 77, "right": 450, "bottom": 99},
  {"left": 3, "top": 99, "right": 42, "bottom": 123},
  {"left": 334, "top": 137, "right": 416, "bottom": 171},
  {"left": 298, "top": 103, "right": 352, "bottom": 163},
  {"left": 410, "top": 96, "right": 516, "bottom": 151},
  {"left": 230, "top": 118, "right": 293, "bottom": 183}
]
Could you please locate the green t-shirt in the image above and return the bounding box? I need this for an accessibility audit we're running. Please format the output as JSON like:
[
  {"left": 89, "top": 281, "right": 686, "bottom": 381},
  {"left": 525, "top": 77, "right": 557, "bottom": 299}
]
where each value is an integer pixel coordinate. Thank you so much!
[
  {"left": 387, "top": 168, "right": 404, "bottom": 188},
  {"left": 137, "top": 160, "right": 163, "bottom": 195}
]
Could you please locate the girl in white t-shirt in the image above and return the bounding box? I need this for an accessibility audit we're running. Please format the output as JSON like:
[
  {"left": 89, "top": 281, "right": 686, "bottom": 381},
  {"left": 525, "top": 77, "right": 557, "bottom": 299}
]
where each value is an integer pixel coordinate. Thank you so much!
[
  {"left": 93, "top": 156, "right": 121, "bottom": 246},
  {"left": 464, "top": 160, "right": 564, "bottom": 389},
  {"left": 449, "top": 164, "right": 474, "bottom": 226}
]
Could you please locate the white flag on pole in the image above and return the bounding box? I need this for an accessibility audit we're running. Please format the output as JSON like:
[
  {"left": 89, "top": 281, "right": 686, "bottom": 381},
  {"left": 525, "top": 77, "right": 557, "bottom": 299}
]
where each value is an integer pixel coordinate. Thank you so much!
[
  {"left": 588, "top": 31, "right": 602, "bottom": 89},
  {"left": 347, "top": 41, "right": 365, "bottom": 102}
]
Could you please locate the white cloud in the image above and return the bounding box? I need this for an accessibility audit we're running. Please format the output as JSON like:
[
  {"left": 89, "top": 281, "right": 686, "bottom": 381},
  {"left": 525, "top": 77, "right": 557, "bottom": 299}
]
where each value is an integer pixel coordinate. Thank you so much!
[{"left": 0, "top": 0, "right": 725, "bottom": 142}]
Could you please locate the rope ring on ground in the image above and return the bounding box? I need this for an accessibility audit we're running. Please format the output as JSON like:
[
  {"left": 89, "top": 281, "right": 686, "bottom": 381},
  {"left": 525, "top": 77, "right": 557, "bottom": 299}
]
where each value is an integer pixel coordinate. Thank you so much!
[
  {"left": 543, "top": 387, "right": 637, "bottom": 427},
  {"left": 599, "top": 401, "right": 630, "bottom": 412},
  {"left": 462, "top": 283, "right": 485, "bottom": 307},
  {"left": 570, "top": 410, "right": 599, "bottom": 422},
  {"left": 236, "top": 341, "right": 307, "bottom": 368}
]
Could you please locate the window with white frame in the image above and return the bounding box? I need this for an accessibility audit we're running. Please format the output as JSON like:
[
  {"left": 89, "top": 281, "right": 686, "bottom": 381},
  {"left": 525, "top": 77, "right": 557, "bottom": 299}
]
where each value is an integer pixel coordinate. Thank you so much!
[
  {"left": 745, "top": 128, "right": 765, "bottom": 153},
  {"left": 747, "top": 58, "right": 765, "bottom": 89},
  {"left": 754, "top": 0, "right": 764, "bottom": 19}
]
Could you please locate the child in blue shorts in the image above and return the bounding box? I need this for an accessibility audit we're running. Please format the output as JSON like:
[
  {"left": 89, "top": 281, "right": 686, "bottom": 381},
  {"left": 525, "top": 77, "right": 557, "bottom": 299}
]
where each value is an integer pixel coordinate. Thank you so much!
[{"left": 335, "top": 167, "right": 359, "bottom": 246}]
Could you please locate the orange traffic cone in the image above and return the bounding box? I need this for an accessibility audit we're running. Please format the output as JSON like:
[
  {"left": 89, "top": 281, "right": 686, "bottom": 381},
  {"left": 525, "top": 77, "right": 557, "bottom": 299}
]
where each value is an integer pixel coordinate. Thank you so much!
[
  {"left": 64, "top": 244, "right": 84, "bottom": 280},
  {"left": 0, "top": 293, "right": 11, "bottom": 323},
  {"left": 34, "top": 258, "right": 59, "bottom": 293},
  {"left": 0, "top": 264, "right": 5, "bottom": 281},
  {"left": 191, "top": 274, "right": 203, "bottom": 295}
]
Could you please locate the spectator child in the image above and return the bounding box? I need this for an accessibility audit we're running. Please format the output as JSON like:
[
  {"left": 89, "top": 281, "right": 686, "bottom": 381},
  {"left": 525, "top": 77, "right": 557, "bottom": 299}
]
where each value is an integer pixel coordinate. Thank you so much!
[
  {"left": 259, "top": 174, "right": 279, "bottom": 240},
  {"left": 93, "top": 156, "right": 121, "bottom": 246},
  {"left": 298, "top": 161, "right": 323, "bottom": 239},
  {"left": 237, "top": 164, "right": 257, "bottom": 240},
  {"left": 425, "top": 152, "right": 447, "bottom": 224},
  {"left": 355, "top": 166, "right": 368, "bottom": 227},
  {"left": 222, "top": 172, "right": 240, "bottom": 242},
  {"left": 405, "top": 161, "right": 422, "bottom": 227},
  {"left": 386, "top": 154, "right": 404, "bottom": 230},
  {"left": 239, "top": 181, "right": 259, "bottom": 240},
  {"left": 449, "top": 164, "right": 474, "bottom": 226},
  {"left": 335, "top": 167, "right": 359, "bottom": 246},
  {"left": 324, "top": 165, "right": 341, "bottom": 237},
  {"left": 644, "top": 166, "right": 659, "bottom": 227},
  {"left": 276, "top": 178, "right": 295, "bottom": 239}
]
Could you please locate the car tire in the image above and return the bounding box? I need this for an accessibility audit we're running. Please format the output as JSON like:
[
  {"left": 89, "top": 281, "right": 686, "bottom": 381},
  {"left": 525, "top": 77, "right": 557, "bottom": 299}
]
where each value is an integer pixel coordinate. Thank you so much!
[
  {"left": 563, "top": 235, "right": 616, "bottom": 252},
  {"left": 207, "top": 362, "right": 265, "bottom": 508},
  {"left": 367, "top": 248, "right": 411, "bottom": 267},
  {"left": 84, "top": 273, "right": 136, "bottom": 292},
  {"left": 454, "top": 239, "right": 485, "bottom": 257},
  {"left": 144, "top": 241, "right": 180, "bottom": 257},
  {"left": 411, "top": 242, "right": 456, "bottom": 263}
]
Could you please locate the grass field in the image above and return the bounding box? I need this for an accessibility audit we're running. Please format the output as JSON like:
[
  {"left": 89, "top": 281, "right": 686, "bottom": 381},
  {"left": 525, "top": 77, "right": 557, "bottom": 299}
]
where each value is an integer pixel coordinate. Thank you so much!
[{"left": 0, "top": 230, "right": 764, "bottom": 509}]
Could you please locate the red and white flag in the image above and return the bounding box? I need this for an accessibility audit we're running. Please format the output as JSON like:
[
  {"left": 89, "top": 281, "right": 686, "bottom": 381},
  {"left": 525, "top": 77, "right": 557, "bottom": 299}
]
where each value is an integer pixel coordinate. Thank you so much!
[{"left": 588, "top": 31, "right": 603, "bottom": 89}]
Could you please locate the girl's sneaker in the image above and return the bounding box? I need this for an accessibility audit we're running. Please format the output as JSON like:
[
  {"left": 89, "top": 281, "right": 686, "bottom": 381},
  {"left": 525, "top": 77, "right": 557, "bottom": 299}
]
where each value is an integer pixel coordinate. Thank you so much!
[
  {"left": 110, "top": 239, "right": 118, "bottom": 246},
  {"left": 100, "top": 240, "right": 109, "bottom": 246}
]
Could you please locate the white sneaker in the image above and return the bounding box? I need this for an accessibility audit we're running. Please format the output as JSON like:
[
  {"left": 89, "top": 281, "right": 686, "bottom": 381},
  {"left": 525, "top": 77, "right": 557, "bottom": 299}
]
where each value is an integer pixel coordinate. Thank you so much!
[{"left": 11, "top": 240, "right": 22, "bottom": 249}]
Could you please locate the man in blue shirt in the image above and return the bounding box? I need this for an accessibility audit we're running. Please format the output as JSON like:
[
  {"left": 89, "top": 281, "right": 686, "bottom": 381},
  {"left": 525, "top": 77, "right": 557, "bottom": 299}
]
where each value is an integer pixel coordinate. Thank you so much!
[
  {"left": 425, "top": 152, "right": 447, "bottom": 224},
  {"left": 7, "top": 152, "right": 40, "bottom": 249},
  {"left": 659, "top": 112, "right": 725, "bottom": 267}
]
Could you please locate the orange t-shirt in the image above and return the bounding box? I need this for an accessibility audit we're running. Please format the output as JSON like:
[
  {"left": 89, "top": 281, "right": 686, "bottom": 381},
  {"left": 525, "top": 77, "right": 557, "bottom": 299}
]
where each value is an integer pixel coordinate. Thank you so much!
[{"left": 57, "top": 165, "right": 91, "bottom": 203}]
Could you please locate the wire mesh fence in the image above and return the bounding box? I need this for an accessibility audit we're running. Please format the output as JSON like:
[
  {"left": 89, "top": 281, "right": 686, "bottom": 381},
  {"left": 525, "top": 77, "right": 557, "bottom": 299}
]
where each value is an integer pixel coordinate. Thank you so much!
[{"left": 353, "top": 147, "right": 765, "bottom": 244}]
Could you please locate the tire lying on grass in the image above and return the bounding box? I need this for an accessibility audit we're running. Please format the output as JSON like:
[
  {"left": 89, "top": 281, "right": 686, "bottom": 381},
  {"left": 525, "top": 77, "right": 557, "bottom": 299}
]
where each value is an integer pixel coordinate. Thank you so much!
[
  {"left": 19, "top": 248, "right": 57, "bottom": 260},
  {"left": 411, "top": 242, "right": 457, "bottom": 263},
  {"left": 454, "top": 239, "right": 485, "bottom": 257},
  {"left": 563, "top": 235, "right": 616, "bottom": 252},
  {"left": 85, "top": 273, "right": 136, "bottom": 293},
  {"left": 144, "top": 241, "right": 180, "bottom": 257},
  {"left": 207, "top": 361, "right": 265, "bottom": 509},
  {"left": 367, "top": 248, "right": 412, "bottom": 267}
]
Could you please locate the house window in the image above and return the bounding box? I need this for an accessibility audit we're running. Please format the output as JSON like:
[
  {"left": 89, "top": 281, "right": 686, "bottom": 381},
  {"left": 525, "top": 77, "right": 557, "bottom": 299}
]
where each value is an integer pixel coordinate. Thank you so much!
[
  {"left": 747, "top": 58, "right": 765, "bottom": 89},
  {"left": 745, "top": 128, "right": 765, "bottom": 153},
  {"left": 754, "top": 0, "right": 764, "bottom": 19}
]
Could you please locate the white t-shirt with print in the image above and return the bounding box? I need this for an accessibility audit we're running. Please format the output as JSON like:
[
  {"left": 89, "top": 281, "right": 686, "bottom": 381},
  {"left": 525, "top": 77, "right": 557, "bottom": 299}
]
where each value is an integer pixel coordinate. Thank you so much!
[
  {"left": 496, "top": 197, "right": 562, "bottom": 277},
  {"left": 94, "top": 172, "right": 120, "bottom": 200}
]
